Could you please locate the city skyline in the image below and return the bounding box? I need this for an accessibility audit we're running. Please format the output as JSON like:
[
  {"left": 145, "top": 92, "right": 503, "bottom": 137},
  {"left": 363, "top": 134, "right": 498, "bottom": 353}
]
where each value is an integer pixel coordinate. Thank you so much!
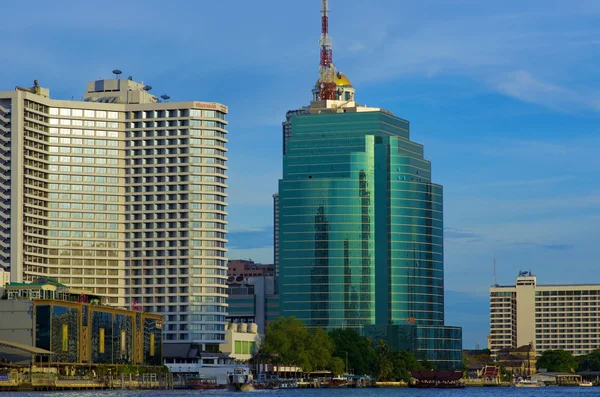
[{"left": 3, "top": 0, "right": 600, "bottom": 348}]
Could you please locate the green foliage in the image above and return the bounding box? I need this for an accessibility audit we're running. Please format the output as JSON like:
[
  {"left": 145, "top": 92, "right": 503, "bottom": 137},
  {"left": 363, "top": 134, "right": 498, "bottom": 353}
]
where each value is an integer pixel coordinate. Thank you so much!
[
  {"left": 261, "top": 317, "right": 336, "bottom": 373},
  {"left": 330, "top": 328, "right": 376, "bottom": 375},
  {"left": 329, "top": 357, "right": 345, "bottom": 376},
  {"left": 536, "top": 349, "right": 577, "bottom": 373},
  {"left": 374, "top": 340, "right": 393, "bottom": 381},
  {"left": 576, "top": 349, "right": 600, "bottom": 371},
  {"left": 262, "top": 318, "right": 428, "bottom": 381}
]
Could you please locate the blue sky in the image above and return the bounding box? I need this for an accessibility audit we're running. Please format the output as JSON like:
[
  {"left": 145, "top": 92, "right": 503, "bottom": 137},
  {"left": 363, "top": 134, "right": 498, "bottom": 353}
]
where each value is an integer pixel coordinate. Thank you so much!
[{"left": 3, "top": 0, "right": 600, "bottom": 348}]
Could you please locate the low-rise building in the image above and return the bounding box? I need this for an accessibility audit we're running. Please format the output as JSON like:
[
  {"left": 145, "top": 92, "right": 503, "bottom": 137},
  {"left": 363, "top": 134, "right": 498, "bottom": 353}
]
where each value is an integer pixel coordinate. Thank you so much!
[
  {"left": 0, "top": 266, "right": 9, "bottom": 288},
  {"left": 220, "top": 322, "right": 260, "bottom": 361},
  {"left": 226, "top": 276, "right": 279, "bottom": 334},
  {"left": 227, "top": 260, "right": 274, "bottom": 278},
  {"left": 496, "top": 344, "right": 537, "bottom": 377},
  {"left": 0, "top": 278, "right": 163, "bottom": 366}
]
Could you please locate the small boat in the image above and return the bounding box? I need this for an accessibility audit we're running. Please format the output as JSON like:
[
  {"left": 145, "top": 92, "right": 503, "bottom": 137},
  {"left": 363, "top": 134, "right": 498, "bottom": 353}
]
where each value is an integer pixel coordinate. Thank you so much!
[
  {"left": 514, "top": 379, "right": 542, "bottom": 388},
  {"left": 328, "top": 376, "right": 348, "bottom": 388},
  {"left": 579, "top": 381, "right": 593, "bottom": 387},
  {"left": 227, "top": 367, "right": 254, "bottom": 392},
  {"left": 187, "top": 376, "right": 218, "bottom": 390},
  {"left": 279, "top": 379, "right": 299, "bottom": 389}
]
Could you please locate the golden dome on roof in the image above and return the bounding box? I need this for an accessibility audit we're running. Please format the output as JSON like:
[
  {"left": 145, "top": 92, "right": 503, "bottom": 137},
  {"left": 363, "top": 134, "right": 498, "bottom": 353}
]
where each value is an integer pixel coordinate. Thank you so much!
[
  {"left": 315, "top": 71, "right": 353, "bottom": 88},
  {"left": 335, "top": 72, "right": 352, "bottom": 87}
]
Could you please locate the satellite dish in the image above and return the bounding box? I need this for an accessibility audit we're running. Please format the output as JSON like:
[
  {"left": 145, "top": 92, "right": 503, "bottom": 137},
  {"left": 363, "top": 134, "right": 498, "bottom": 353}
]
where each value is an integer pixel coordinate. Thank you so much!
[
  {"left": 143, "top": 85, "right": 152, "bottom": 91},
  {"left": 127, "top": 76, "right": 133, "bottom": 80},
  {"left": 161, "top": 94, "right": 170, "bottom": 101},
  {"left": 112, "top": 70, "right": 122, "bottom": 79},
  {"left": 320, "top": 83, "right": 325, "bottom": 89},
  {"left": 235, "top": 276, "right": 244, "bottom": 282}
]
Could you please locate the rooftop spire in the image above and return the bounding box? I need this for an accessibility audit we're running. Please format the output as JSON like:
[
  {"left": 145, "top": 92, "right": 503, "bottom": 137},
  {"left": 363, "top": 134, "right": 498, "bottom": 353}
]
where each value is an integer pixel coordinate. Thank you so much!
[{"left": 318, "top": 0, "right": 336, "bottom": 100}]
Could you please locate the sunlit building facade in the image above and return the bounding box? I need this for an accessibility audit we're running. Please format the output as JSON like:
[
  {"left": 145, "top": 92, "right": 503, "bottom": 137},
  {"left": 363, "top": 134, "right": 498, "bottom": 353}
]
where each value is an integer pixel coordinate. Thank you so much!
[
  {"left": 278, "top": 74, "right": 462, "bottom": 369},
  {"left": 0, "top": 77, "right": 229, "bottom": 350},
  {"left": 490, "top": 271, "right": 600, "bottom": 357}
]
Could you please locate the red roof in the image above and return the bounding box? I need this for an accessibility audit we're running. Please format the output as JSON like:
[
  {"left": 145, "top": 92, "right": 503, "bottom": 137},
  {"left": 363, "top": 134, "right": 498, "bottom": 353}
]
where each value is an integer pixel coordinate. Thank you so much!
[{"left": 481, "top": 366, "right": 500, "bottom": 377}]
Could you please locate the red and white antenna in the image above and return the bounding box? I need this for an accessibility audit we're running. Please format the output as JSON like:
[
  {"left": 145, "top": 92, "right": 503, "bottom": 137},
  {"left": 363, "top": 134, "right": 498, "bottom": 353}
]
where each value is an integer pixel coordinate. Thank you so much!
[{"left": 318, "top": 0, "right": 336, "bottom": 100}]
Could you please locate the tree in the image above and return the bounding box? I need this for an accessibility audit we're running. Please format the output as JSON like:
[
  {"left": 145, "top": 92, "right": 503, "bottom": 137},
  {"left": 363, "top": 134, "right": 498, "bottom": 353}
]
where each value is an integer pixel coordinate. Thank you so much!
[
  {"left": 330, "top": 328, "right": 376, "bottom": 375},
  {"left": 307, "top": 328, "right": 333, "bottom": 372},
  {"left": 329, "top": 357, "right": 345, "bottom": 376},
  {"left": 374, "top": 340, "right": 393, "bottom": 381},
  {"left": 261, "top": 317, "right": 311, "bottom": 370},
  {"left": 388, "top": 350, "right": 421, "bottom": 382},
  {"left": 536, "top": 349, "right": 577, "bottom": 373}
]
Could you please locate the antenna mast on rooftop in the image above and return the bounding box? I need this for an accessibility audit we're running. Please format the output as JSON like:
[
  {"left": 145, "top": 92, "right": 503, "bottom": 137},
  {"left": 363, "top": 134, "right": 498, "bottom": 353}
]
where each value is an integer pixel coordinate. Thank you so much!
[
  {"left": 318, "top": 0, "right": 336, "bottom": 100},
  {"left": 493, "top": 257, "right": 497, "bottom": 286}
]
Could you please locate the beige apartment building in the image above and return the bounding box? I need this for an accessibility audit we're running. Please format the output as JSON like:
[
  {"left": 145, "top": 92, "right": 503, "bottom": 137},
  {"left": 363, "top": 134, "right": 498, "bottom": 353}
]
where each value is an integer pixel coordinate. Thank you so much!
[
  {"left": 490, "top": 271, "right": 600, "bottom": 357},
  {"left": 0, "top": 76, "right": 228, "bottom": 350}
]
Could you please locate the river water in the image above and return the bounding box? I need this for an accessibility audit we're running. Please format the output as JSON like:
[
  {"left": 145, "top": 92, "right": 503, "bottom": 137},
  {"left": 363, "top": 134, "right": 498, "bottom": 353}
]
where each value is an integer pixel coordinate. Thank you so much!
[{"left": 2, "top": 388, "right": 599, "bottom": 397}]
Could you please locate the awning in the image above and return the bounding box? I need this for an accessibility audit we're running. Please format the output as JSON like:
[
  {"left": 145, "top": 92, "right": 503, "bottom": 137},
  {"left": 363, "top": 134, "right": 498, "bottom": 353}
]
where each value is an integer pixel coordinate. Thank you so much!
[{"left": 0, "top": 340, "right": 54, "bottom": 355}]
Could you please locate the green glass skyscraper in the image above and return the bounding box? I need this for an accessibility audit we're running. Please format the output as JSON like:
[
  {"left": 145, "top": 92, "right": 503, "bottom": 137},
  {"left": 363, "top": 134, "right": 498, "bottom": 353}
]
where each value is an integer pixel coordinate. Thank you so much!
[{"left": 278, "top": 75, "right": 462, "bottom": 369}]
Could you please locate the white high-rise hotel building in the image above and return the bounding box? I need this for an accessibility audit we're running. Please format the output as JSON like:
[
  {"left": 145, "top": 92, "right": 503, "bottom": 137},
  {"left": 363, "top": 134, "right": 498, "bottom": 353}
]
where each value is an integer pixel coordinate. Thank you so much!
[{"left": 0, "top": 77, "right": 228, "bottom": 349}]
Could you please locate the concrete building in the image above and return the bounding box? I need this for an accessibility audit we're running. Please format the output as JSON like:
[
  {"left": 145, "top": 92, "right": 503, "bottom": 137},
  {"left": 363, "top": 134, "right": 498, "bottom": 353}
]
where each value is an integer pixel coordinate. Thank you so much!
[
  {"left": 0, "top": 76, "right": 229, "bottom": 351},
  {"left": 0, "top": 266, "right": 9, "bottom": 288},
  {"left": 220, "top": 322, "right": 260, "bottom": 361},
  {"left": 490, "top": 271, "right": 600, "bottom": 356},
  {"left": 227, "top": 260, "right": 274, "bottom": 278},
  {"left": 226, "top": 275, "right": 279, "bottom": 334},
  {"left": 0, "top": 278, "right": 163, "bottom": 366}
]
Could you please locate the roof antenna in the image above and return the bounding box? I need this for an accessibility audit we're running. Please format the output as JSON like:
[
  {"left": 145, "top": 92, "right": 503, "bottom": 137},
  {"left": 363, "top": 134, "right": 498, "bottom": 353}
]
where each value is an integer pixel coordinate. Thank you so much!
[
  {"left": 112, "top": 69, "right": 122, "bottom": 79},
  {"left": 161, "top": 94, "right": 170, "bottom": 103},
  {"left": 493, "top": 257, "right": 497, "bottom": 286}
]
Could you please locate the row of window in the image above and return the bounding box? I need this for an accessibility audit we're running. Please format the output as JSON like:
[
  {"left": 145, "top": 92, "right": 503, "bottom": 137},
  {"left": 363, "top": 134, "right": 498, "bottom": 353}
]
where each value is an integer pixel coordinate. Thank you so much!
[
  {"left": 49, "top": 175, "right": 120, "bottom": 184},
  {"left": 130, "top": 109, "right": 225, "bottom": 120},
  {"left": 48, "top": 240, "right": 119, "bottom": 248},
  {"left": 49, "top": 128, "right": 120, "bottom": 138},
  {"left": 49, "top": 221, "right": 119, "bottom": 230},
  {"left": 48, "top": 155, "right": 120, "bottom": 165},
  {"left": 49, "top": 165, "right": 120, "bottom": 174},
  {"left": 48, "top": 193, "right": 120, "bottom": 202},
  {"left": 127, "top": 231, "right": 226, "bottom": 239},
  {"left": 50, "top": 119, "right": 120, "bottom": 128},
  {"left": 129, "top": 194, "right": 226, "bottom": 203},
  {"left": 49, "top": 137, "right": 120, "bottom": 146},
  {"left": 50, "top": 108, "right": 119, "bottom": 119},
  {"left": 49, "top": 184, "right": 120, "bottom": 193},
  {"left": 49, "top": 147, "right": 120, "bottom": 156},
  {"left": 48, "top": 230, "right": 119, "bottom": 239},
  {"left": 50, "top": 203, "right": 120, "bottom": 211}
]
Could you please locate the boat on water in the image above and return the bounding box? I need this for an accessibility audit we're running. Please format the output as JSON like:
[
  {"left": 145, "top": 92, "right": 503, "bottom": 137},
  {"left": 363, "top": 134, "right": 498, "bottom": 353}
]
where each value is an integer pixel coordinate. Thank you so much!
[
  {"left": 279, "top": 379, "right": 299, "bottom": 389},
  {"left": 186, "top": 376, "right": 218, "bottom": 390},
  {"left": 514, "top": 379, "right": 542, "bottom": 388},
  {"left": 228, "top": 367, "right": 254, "bottom": 392},
  {"left": 327, "top": 376, "right": 348, "bottom": 388},
  {"left": 579, "top": 381, "right": 593, "bottom": 387}
]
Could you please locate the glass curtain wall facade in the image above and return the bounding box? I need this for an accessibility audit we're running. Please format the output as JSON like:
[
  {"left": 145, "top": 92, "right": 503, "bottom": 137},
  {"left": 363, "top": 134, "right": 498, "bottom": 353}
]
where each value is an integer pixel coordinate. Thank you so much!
[
  {"left": 279, "top": 110, "right": 462, "bottom": 369},
  {"left": 279, "top": 111, "right": 443, "bottom": 329}
]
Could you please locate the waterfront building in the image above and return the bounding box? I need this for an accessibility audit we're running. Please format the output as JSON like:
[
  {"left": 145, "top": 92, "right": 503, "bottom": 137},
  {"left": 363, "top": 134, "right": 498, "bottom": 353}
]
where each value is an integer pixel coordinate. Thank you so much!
[
  {"left": 220, "top": 322, "right": 260, "bottom": 361},
  {"left": 490, "top": 271, "right": 600, "bottom": 357},
  {"left": 0, "top": 76, "right": 229, "bottom": 351},
  {"left": 0, "top": 278, "right": 162, "bottom": 366},
  {"left": 226, "top": 274, "right": 279, "bottom": 334},
  {"left": 277, "top": 0, "right": 461, "bottom": 370}
]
